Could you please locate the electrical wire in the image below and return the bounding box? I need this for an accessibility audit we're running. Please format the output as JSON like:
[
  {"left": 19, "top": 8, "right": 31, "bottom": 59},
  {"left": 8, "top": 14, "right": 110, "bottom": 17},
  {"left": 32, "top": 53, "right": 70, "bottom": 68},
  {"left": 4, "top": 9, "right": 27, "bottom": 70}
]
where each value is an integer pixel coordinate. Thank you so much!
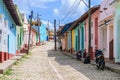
[
  {"left": 64, "top": 0, "right": 82, "bottom": 22},
  {"left": 61, "top": 0, "right": 87, "bottom": 24},
  {"left": 61, "top": 0, "right": 80, "bottom": 22}
]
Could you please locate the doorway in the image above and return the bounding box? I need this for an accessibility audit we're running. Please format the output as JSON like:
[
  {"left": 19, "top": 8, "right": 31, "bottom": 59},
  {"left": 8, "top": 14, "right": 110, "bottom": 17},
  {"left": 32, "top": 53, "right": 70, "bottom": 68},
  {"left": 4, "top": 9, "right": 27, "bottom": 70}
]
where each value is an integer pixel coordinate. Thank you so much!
[{"left": 109, "top": 26, "right": 114, "bottom": 60}]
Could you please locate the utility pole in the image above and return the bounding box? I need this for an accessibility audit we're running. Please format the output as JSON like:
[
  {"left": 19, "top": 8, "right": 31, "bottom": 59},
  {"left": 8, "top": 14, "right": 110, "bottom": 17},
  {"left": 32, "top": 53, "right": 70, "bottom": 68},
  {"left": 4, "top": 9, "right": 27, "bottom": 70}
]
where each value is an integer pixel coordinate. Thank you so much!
[
  {"left": 54, "top": 19, "right": 57, "bottom": 51},
  {"left": 27, "top": 10, "right": 33, "bottom": 54},
  {"left": 88, "top": 0, "right": 91, "bottom": 60},
  {"left": 48, "top": 20, "right": 50, "bottom": 41},
  {"left": 37, "top": 13, "right": 41, "bottom": 46}
]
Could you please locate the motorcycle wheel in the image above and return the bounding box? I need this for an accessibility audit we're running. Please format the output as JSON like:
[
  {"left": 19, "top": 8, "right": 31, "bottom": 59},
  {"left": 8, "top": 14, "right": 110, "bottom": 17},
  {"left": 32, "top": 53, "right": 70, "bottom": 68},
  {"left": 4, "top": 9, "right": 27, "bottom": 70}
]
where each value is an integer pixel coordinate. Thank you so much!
[{"left": 100, "top": 61, "right": 105, "bottom": 70}]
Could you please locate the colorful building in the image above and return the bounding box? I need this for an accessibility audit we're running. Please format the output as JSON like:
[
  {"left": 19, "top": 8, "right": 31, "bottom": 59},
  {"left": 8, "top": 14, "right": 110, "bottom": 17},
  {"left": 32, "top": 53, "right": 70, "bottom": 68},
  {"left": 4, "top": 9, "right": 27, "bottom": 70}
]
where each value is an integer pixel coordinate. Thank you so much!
[
  {"left": 71, "top": 29, "right": 75, "bottom": 52},
  {"left": 48, "top": 30, "right": 54, "bottom": 41},
  {"left": 15, "top": 5, "right": 24, "bottom": 54},
  {"left": 111, "top": 0, "right": 120, "bottom": 63},
  {"left": 40, "top": 23, "right": 47, "bottom": 44},
  {"left": 67, "top": 6, "right": 99, "bottom": 61},
  {"left": 85, "top": 5, "right": 100, "bottom": 60},
  {"left": 30, "top": 27, "right": 39, "bottom": 46},
  {"left": 0, "top": 0, "right": 22, "bottom": 63},
  {"left": 19, "top": 14, "right": 29, "bottom": 53},
  {"left": 99, "top": 0, "right": 114, "bottom": 62},
  {"left": 74, "top": 22, "right": 85, "bottom": 52},
  {"left": 59, "top": 22, "right": 74, "bottom": 51},
  {"left": 33, "top": 22, "right": 47, "bottom": 45}
]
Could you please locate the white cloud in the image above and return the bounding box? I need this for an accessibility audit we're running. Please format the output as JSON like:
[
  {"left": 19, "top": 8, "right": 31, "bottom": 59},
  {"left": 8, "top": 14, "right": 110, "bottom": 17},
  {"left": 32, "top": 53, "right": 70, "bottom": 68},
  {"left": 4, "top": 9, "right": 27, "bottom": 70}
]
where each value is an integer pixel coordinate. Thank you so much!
[
  {"left": 53, "top": 0, "right": 87, "bottom": 23},
  {"left": 41, "top": 20, "right": 54, "bottom": 30},
  {"left": 53, "top": 8, "right": 59, "bottom": 15},
  {"left": 13, "top": 0, "right": 58, "bottom": 13}
]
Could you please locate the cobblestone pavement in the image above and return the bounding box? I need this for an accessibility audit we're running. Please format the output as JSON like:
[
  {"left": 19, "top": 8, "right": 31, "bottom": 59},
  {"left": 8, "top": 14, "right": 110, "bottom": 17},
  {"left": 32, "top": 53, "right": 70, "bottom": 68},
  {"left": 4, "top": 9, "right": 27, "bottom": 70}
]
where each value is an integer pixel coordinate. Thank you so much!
[{"left": 0, "top": 42, "right": 120, "bottom": 80}]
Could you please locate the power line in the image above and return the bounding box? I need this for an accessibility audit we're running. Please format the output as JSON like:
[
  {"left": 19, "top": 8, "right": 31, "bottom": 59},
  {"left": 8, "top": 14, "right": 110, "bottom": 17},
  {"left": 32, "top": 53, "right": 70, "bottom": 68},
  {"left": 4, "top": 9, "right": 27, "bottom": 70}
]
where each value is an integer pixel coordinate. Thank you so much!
[
  {"left": 61, "top": 0, "right": 80, "bottom": 22},
  {"left": 65, "top": 0, "right": 82, "bottom": 22},
  {"left": 81, "top": 0, "right": 88, "bottom": 7}
]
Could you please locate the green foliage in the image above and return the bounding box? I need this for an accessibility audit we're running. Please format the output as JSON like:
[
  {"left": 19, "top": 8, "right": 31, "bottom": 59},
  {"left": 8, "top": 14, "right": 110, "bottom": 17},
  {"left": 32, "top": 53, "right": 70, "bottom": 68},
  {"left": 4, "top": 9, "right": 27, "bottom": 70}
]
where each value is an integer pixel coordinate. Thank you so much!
[
  {"left": 14, "top": 61, "right": 19, "bottom": 65},
  {"left": 4, "top": 69, "right": 13, "bottom": 76}
]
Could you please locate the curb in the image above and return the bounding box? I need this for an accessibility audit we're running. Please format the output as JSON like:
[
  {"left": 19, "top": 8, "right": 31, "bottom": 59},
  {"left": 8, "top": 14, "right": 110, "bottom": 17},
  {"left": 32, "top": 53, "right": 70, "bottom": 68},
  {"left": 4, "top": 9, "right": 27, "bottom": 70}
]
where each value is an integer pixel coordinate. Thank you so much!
[
  {"left": 62, "top": 52, "right": 76, "bottom": 59},
  {"left": 62, "top": 52, "right": 120, "bottom": 74},
  {"left": 91, "top": 62, "right": 120, "bottom": 74},
  {"left": 105, "top": 66, "right": 120, "bottom": 74},
  {"left": 0, "top": 53, "right": 26, "bottom": 74}
]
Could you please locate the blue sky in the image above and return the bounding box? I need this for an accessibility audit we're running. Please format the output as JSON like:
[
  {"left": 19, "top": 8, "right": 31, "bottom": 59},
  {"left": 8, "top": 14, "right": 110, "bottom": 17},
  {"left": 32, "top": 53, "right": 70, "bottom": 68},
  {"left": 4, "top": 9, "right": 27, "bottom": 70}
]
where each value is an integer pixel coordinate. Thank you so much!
[{"left": 13, "top": 0, "right": 102, "bottom": 30}]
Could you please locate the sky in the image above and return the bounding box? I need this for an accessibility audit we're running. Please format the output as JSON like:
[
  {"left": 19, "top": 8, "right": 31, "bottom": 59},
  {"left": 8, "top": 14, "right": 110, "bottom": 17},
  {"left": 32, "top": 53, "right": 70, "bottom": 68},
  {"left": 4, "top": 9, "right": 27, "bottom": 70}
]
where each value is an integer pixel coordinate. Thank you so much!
[{"left": 13, "top": 0, "right": 102, "bottom": 30}]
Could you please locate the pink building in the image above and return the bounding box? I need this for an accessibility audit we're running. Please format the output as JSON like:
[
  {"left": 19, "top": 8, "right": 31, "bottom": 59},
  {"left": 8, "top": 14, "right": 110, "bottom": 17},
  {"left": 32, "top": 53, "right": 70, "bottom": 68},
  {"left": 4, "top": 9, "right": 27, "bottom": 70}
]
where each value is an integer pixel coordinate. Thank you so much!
[
  {"left": 99, "top": 0, "right": 115, "bottom": 62},
  {"left": 85, "top": 5, "right": 100, "bottom": 60}
]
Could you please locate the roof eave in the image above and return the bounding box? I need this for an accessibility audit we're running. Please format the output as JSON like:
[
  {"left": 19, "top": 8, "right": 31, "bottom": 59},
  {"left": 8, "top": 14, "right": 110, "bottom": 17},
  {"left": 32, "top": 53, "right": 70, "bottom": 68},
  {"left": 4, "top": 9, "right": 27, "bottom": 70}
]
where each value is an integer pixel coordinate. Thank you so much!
[{"left": 3, "top": 0, "right": 22, "bottom": 26}]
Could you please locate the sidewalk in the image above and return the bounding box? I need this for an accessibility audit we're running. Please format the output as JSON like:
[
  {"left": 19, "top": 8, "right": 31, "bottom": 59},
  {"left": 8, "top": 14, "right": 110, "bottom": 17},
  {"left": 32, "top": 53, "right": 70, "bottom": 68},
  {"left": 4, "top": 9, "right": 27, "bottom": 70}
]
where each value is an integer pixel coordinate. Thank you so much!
[
  {"left": 62, "top": 51, "right": 120, "bottom": 74},
  {"left": 0, "top": 53, "right": 26, "bottom": 74}
]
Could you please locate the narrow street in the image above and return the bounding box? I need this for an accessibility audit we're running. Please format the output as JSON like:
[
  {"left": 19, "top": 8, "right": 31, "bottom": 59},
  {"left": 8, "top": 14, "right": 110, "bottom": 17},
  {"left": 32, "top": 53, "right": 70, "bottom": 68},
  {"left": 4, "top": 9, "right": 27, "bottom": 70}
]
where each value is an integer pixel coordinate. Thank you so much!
[{"left": 1, "top": 42, "right": 120, "bottom": 80}]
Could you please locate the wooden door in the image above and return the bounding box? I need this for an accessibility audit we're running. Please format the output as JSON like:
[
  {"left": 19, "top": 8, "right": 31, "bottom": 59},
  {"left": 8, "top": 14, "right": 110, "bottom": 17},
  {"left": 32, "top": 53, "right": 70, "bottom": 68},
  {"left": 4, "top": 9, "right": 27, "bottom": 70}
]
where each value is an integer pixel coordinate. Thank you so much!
[{"left": 109, "top": 39, "right": 114, "bottom": 60}]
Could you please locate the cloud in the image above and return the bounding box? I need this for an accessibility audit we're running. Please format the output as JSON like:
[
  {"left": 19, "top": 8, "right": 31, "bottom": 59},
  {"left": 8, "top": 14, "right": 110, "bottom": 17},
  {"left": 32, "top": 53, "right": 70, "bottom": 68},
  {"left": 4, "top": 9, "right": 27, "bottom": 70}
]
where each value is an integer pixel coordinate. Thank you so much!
[
  {"left": 29, "top": 0, "right": 57, "bottom": 8},
  {"left": 41, "top": 20, "right": 54, "bottom": 30},
  {"left": 53, "top": 0, "right": 87, "bottom": 23},
  {"left": 13, "top": 0, "right": 58, "bottom": 13},
  {"left": 53, "top": 8, "right": 59, "bottom": 15}
]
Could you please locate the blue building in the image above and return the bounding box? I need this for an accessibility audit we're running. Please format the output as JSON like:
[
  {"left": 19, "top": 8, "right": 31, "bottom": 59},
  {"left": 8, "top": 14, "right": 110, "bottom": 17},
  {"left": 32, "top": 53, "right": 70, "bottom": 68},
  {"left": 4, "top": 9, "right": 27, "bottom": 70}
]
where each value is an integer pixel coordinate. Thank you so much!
[
  {"left": 32, "top": 22, "right": 47, "bottom": 45},
  {"left": 0, "top": 0, "right": 22, "bottom": 63},
  {"left": 40, "top": 23, "right": 47, "bottom": 43}
]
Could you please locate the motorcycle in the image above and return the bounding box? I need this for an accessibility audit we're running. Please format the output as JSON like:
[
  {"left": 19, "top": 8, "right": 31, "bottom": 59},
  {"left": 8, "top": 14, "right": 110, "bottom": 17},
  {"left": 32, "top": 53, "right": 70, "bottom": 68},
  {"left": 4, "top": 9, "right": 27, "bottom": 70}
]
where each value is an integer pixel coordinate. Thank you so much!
[
  {"left": 95, "top": 49, "right": 105, "bottom": 70},
  {"left": 76, "top": 50, "right": 82, "bottom": 60}
]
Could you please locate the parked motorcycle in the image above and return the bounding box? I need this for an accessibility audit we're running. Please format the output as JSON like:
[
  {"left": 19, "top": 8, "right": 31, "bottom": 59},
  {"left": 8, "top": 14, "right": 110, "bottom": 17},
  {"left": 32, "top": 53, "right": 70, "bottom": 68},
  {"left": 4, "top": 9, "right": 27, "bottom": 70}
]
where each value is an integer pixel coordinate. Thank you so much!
[
  {"left": 76, "top": 50, "right": 82, "bottom": 60},
  {"left": 95, "top": 49, "right": 105, "bottom": 70}
]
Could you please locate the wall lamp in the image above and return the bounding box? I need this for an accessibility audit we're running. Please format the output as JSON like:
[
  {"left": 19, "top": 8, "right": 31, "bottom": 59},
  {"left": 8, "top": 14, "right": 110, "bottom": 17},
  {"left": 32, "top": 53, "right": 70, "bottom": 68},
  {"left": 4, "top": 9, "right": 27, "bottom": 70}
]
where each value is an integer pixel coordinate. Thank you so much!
[{"left": 10, "top": 24, "right": 15, "bottom": 29}]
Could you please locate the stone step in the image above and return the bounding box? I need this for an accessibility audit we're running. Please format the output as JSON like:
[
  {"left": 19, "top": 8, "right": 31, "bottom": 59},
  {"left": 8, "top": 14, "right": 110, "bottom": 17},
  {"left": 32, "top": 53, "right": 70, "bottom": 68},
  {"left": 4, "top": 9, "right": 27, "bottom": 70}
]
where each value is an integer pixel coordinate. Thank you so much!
[{"left": 0, "top": 53, "right": 26, "bottom": 74}]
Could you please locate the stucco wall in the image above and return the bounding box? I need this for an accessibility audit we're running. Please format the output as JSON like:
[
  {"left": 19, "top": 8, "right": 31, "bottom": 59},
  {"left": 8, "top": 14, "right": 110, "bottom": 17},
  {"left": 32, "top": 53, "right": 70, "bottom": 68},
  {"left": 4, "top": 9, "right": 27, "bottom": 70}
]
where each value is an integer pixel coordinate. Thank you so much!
[
  {"left": 72, "top": 29, "right": 75, "bottom": 49},
  {"left": 85, "top": 9, "right": 99, "bottom": 54},
  {"left": 99, "top": 0, "right": 114, "bottom": 22},
  {"left": 40, "top": 23, "right": 47, "bottom": 42},
  {"left": 0, "top": 0, "right": 16, "bottom": 54}
]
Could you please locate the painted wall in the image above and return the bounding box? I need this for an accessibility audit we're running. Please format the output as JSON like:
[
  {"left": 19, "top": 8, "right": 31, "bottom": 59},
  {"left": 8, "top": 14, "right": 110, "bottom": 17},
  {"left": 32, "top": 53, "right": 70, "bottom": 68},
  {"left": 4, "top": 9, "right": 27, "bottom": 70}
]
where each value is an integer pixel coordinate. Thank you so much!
[
  {"left": 22, "top": 14, "right": 29, "bottom": 46},
  {"left": 72, "top": 29, "right": 75, "bottom": 50},
  {"left": 75, "top": 28, "right": 78, "bottom": 51},
  {"left": 33, "top": 23, "right": 47, "bottom": 44},
  {"left": 112, "top": 1, "right": 120, "bottom": 62},
  {"left": 0, "top": 0, "right": 17, "bottom": 55},
  {"left": 15, "top": 6, "right": 24, "bottom": 52},
  {"left": 67, "top": 31, "right": 71, "bottom": 50},
  {"left": 40, "top": 23, "right": 47, "bottom": 42},
  {"left": 99, "top": 0, "right": 115, "bottom": 61},
  {"left": 74, "top": 22, "right": 85, "bottom": 51},
  {"left": 85, "top": 8, "right": 99, "bottom": 59},
  {"left": 99, "top": 0, "right": 114, "bottom": 22},
  {"left": 31, "top": 29, "right": 37, "bottom": 46}
]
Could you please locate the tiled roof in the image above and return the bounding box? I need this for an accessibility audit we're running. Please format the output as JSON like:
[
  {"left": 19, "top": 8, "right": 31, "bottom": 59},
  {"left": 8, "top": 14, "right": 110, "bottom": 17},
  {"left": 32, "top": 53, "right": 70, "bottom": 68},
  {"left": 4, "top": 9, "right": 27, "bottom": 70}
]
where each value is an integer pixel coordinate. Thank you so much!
[
  {"left": 3, "top": 0, "right": 22, "bottom": 26},
  {"left": 69, "top": 5, "right": 100, "bottom": 30}
]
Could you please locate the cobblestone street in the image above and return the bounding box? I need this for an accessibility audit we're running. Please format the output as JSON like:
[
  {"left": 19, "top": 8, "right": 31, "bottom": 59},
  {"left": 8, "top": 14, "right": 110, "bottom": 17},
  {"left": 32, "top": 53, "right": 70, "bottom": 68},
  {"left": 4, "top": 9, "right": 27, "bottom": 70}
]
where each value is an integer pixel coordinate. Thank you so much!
[{"left": 0, "top": 42, "right": 120, "bottom": 80}]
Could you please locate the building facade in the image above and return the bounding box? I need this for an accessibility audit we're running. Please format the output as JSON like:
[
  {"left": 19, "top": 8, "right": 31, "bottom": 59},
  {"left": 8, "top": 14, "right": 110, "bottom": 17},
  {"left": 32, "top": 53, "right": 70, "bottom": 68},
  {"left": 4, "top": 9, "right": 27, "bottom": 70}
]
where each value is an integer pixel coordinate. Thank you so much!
[
  {"left": 99, "top": 0, "right": 114, "bottom": 62},
  {"left": 85, "top": 6, "right": 100, "bottom": 60},
  {"left": 0, "top": 0, "right": 22, "bottom": 62},
  {"left": 111, "top": 0, "right": 120, "bottom": 63}
]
